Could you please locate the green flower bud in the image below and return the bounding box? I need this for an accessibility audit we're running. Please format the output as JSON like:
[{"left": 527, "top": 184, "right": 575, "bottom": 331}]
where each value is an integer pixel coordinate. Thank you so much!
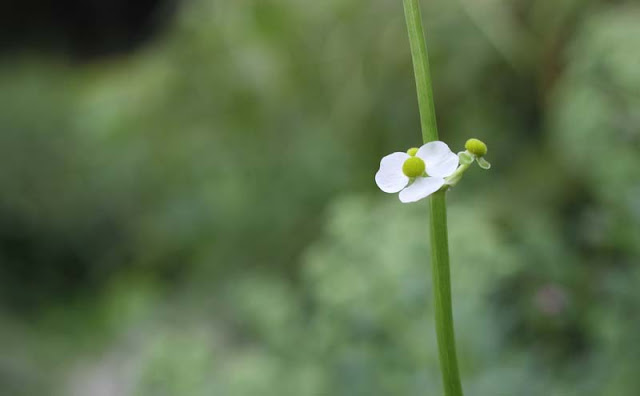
[
  {"left": 465, "top": 138, "right": 487, "bottom": 157},
  {"left": 402, "top": 156, "right": 425, "bottom": 177},
  {"left": 407, "top": 147, "right": 419, "bottom": 156}
]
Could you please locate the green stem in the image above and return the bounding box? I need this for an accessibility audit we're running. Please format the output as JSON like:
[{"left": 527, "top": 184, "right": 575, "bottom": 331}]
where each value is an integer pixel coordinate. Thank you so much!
[
  {"left": 402, "top": 0, "right": 438, "bottom": 142},
  {"left": 402, "top": 1, "right": 464, "bottom": 395},
  {"left": 444, "top": 162, "right": 471, "bottom": 187},
  {"left": 428, "top": 191, "right": 463, "bottom": 396}
]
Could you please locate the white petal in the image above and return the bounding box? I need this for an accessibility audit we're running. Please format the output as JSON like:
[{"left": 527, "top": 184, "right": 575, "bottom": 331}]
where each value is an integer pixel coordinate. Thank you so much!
[
  {"left": 375, "top": 152, "right": 410, "bottom": 193},
  {"left": 399, "top": 177, "right": 445, "bottom": 203},
  {"left": 416, "top": 141, "right": 459, "bottom": 177}
]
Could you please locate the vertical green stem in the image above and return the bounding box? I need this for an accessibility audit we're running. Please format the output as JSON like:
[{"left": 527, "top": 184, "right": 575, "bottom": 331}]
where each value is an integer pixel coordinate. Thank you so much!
[
  {"left": 402, "top": 0, "right": 438, "bottom": 142},
  {"left": 402, "top": 1, "right": 464, "bottom": 395},
  {"left": 428, "top": 191, "right": 463, "bottom": 396}
]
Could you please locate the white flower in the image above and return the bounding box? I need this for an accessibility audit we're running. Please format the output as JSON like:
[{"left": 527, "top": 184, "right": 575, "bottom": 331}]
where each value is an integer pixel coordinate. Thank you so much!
[{"left": 375, "top": 141, "right": 459, "bottom": 203}]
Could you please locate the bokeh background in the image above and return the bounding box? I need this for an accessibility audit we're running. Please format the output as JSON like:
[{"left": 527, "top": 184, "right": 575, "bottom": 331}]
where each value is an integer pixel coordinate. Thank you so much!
[{"left": 1, "top": 0, "right": 639, "bottom": 395}]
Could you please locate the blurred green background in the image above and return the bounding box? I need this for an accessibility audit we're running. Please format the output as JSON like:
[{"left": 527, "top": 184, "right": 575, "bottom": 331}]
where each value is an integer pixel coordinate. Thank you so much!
[{"left": 1, "top": 0, "right": 639, "bottom": 395}]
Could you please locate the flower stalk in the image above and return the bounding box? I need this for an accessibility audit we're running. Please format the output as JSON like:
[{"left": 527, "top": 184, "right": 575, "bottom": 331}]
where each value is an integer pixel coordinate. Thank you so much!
[{"left": 402, "top": 0, "right": 464, "bottom": 395}]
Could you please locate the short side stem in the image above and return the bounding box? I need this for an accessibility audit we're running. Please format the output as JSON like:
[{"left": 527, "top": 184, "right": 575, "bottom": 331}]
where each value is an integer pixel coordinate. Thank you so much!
[{"left": 402, "top": 0, "right": 464, "bottom": 395}]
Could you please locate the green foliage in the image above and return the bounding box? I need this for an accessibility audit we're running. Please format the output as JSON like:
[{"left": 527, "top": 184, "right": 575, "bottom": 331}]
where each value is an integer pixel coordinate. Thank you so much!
[{"left": 1, "top": 0, "right": 640, "bottom": 395}]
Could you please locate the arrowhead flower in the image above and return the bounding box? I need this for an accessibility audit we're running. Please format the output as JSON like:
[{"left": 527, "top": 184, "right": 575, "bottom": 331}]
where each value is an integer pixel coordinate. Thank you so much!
[{"left": 375, "top": 141, "right": 459, "bottom": 203}]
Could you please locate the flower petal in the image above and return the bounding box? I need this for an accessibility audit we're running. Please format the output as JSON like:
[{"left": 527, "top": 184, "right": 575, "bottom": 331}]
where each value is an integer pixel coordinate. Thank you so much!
[
  {"left": 375, "top": 152, "right": 410, "bottom": 193},
  {"left": 416, "top": 141, "right": 459, "bottom": 177},
  {"left": 399, "top": 177, "right": 445, "bottom": 203}
]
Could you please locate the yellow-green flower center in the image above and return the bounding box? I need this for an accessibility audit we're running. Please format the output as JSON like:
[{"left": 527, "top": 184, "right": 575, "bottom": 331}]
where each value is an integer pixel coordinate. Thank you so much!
[
  {"left": 407, "top": 147, "right": 419, "bottom": 156},
  {"left": 465, "top": 138, "right": 487, "bottom": 157},
  {"left": 402, "top": 156, "right": 425, "bottom": 177}
]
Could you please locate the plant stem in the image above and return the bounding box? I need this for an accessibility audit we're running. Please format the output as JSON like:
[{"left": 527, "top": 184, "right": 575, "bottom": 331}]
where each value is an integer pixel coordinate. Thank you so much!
[
  {"left": 428, "top": 191, "right": 463, "bottom": 396},
  {"left": 402, "top": 1, "right": 464, "bottom": 395},
  {"left": 402, "top": 0, "right": 438, "bottom": 143}
]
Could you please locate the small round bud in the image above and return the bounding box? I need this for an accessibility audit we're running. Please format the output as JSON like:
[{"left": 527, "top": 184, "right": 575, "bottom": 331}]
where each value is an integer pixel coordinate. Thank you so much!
[
  {"left": 402, "top": 157, "right": 425, "bottom": 178},
  {"left": 407, "top": 147, "right": 419, "bottom": 156},
  {"left": 465, "top": 138, "right": 487, "bottom": 157}
]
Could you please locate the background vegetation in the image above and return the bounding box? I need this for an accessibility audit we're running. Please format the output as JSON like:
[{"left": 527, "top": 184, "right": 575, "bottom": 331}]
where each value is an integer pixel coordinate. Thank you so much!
[{"left": 1, "top": 0, "right": 639, "bottom": 394}]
